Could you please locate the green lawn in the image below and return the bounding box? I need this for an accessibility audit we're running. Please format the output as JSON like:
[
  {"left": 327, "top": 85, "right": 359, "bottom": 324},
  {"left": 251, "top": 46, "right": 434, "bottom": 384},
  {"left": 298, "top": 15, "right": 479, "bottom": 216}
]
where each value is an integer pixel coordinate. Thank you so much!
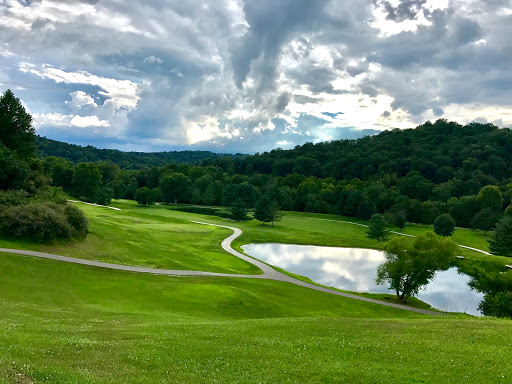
[
  {"left": 1, "top": 253, "right": 511, "bottom": 384},
  {"left": 2, "top": 200, "right": 507, "bottom": 272},
  {"left": 0, "top": 202, "right": 260, "bottom": 275}
]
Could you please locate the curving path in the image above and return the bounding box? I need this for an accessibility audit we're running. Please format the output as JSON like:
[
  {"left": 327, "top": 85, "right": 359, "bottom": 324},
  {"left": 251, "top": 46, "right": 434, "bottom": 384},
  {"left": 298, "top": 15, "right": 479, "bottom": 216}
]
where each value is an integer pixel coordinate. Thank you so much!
[{"left": 0, "top": 220, "right": 443, "bottom": 316}]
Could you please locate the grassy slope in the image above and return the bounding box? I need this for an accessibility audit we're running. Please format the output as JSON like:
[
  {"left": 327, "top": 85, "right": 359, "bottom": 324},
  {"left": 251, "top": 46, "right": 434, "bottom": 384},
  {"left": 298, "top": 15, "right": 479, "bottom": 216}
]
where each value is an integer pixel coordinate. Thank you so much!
[
  {"left": 0, "top": 202, "right": 260, "bottom": 275},
  {"left": 1, "top": 253, "right": 511, "bottom": 384},
  {"left": 1, "top": 200, "right": 508, "bottom": 271}
]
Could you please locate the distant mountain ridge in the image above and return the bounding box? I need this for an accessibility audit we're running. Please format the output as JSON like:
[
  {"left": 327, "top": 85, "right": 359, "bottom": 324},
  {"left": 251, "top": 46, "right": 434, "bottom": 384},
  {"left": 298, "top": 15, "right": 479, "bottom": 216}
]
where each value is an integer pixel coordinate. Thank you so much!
[{"left": 36, "top": 136, "right": 246, "bottom": 169}]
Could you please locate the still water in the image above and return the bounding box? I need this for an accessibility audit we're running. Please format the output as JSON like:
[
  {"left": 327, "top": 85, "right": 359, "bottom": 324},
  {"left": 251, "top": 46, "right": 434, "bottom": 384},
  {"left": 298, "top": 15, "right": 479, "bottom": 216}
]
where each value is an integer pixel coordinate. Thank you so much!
[{"left": 241, "top": 243, "right": 484, "bottom": 316}]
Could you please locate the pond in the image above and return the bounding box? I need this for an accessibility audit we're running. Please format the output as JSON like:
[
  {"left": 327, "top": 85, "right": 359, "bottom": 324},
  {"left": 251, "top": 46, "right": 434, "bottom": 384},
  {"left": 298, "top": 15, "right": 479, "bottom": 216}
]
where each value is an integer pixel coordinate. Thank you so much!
[{"left": 241, "top": 243, "right": 484, "bottom": 316}]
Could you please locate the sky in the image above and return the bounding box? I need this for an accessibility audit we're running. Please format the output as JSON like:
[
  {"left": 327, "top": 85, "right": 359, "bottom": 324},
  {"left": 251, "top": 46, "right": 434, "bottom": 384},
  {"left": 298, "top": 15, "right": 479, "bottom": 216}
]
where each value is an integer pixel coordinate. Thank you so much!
[{"left": 1, "top": 0, "right": 511, "bottom": 154}]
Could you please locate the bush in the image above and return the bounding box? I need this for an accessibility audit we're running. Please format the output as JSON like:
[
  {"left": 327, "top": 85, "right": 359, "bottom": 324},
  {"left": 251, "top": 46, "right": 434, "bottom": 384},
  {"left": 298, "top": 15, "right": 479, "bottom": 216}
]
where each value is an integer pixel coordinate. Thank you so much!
[
  {"left": 0, "top": 202, "right": 89, "bottom": 243},
  {"left": 0, "top": 189, "right": 29, "bottom": 206},
  {"left": 0, "top": 203, "right": 70, "bottom": 243},
  {"left": 478, "top": 291, "right": 512, "bottom": 318},
  {"left": 64, "top": 204, "right": 88, "bottom": 238}
]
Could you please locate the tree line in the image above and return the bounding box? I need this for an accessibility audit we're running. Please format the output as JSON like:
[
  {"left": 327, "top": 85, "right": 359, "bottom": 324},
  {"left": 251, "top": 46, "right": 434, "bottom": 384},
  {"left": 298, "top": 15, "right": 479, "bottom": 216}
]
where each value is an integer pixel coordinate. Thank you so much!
[{"left": 36, "top": 135, "right": 245, "bottom": 169}]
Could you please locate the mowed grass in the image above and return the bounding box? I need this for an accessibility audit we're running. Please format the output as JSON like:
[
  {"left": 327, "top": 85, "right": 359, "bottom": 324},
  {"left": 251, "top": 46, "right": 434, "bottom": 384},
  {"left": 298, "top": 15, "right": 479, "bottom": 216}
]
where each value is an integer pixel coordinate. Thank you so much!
[
  {"left": 0, "top": 202, "right": 260, "bottom": 274},
  {"left": 1, "top": 200, "right": 507, "bottom": 272},
  {"left": 1, "top": 253, "right": 511, "bottom": 384}
]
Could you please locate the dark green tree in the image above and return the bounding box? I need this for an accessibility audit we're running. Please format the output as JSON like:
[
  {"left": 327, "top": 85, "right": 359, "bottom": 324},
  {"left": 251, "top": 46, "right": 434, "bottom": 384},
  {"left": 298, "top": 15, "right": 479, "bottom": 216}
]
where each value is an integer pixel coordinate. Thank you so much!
[
  {"left": 111, "top": 180, "right": 126, "bottom": 201},
  {"left": 202, "top": 184, "right": 215, "bottom": 206},
  {"left": 376, "top": 233, "right": 457, "bottom": 302},
  {"left": 231, "top": 198, "right": 247, "bottom": 221},
  {"left": 433, "top": 213, "right": 456, "bottom": 237},
  {"left": 254, "top": 196, "right": 283, "bottom": 225},
  {"left": 394, "top": 209, "right": 407, "bottom": 230},
  {"left": 190, "top": 187, "right": 202, "bottom": 204},
  {"left": 124, "top": 178, "right": 138, "bottom": 200},
  {"left": 358, "top": 198, "right": 375, "bottom": 220},
  {"left": 159, "top": 173, "right": 191, "bottom": 204},
  {"left": 0, "top": 89, "right": 35, "bottom": 159},
  {"left": 134, "top": 187, "right": 155, "bottom": 206},
  {"left": 477, "top": 185, "right": 503, "bottom": 211},
  {"left": 478, "top": 292, "right": 512, "bottom": 318},
  {"left": 488, "top": 216, "right": 512, "bottom": 257},
  {"left": 96, "top": 186, "right": 113, "bottom": 206},
  {"left": 367, "top": 213, "right": 389, "bottom": 243},
  {"left": 471, "top": 208, "right": 501, "bottom": 235},
  {"left": 72, "top": 163, "right": 101, "bottom": 201}
]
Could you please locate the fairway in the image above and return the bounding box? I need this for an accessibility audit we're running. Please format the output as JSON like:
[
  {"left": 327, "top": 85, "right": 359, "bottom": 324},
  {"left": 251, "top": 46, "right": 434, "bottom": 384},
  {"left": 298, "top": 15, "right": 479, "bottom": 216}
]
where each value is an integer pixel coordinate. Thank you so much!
[{"left": 1, "top": 201, "right": 511, "bottom": 383}]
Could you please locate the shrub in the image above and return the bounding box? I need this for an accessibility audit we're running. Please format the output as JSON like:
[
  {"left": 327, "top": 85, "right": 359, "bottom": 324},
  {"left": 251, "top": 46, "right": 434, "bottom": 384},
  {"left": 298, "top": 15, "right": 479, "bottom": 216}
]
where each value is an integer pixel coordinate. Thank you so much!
[
  {"left": 0, "top": 202, "right": 89, "bottom": 243},
  {"left": 0, "top": 203, "right": 70, "bottom": 243},
  {"left": 478, "top": 292, "right": 512, "bottom": 318},
  {"left": 64, "top": 204, "right": 88, "bottom": 238},
  {"left": 0, "top": 189, "right": 29, "bottom": 206}
]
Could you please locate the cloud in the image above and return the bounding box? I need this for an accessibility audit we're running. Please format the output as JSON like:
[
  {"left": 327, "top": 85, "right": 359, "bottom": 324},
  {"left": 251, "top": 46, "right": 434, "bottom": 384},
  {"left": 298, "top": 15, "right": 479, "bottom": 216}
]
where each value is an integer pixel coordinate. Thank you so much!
[
  {"left": 19, "top": 63, "right": 139, "bottom": 110},
  {"left": 0, "top": 0, "right": 511, "bottom": 153}
]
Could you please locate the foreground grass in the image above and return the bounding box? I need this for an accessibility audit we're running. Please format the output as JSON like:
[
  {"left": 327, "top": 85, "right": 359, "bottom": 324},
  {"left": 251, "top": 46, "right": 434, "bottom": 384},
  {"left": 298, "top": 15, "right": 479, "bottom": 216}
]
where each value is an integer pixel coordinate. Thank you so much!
[{"left": 1, "top": 253, "right": 511, "bottom": 384}]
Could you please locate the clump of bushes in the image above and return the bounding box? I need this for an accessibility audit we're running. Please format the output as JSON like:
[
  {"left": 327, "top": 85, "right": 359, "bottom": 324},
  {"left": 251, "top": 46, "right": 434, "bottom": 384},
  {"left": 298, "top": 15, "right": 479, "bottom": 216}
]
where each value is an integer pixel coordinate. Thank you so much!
[
  {"left": 0, "top": 201, "right": 88, "bottom": 243},
  {"left": 0, "top": 190, "right": 29, "bottom": 206}
]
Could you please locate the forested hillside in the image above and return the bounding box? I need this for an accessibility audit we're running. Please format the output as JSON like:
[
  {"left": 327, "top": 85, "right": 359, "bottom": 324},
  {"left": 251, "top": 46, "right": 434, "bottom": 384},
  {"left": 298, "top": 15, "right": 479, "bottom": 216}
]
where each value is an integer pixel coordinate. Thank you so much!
[
  {"left": 41, "top": 119, "right": 512, "bottom": 234},
  {"left": 205, "top": 119, "right": 512, "bottom": 183},
  {"left": 36, "top": 136, "right": 246, "bottom": 169}
]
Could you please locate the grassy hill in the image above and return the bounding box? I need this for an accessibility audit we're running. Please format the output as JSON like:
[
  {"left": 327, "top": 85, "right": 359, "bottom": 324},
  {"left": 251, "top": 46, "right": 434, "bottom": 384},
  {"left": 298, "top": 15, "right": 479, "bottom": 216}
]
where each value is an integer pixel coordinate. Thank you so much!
[{"left": 0, "top": 202, "right": 511, "bottom": 383}]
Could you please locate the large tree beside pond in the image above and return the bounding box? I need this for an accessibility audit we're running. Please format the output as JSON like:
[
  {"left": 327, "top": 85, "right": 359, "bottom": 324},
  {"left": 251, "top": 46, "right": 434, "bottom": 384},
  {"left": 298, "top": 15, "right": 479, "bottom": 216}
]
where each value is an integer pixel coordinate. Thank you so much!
[{"left": 376, "top": 233, "right": 457, "bottom": 303}]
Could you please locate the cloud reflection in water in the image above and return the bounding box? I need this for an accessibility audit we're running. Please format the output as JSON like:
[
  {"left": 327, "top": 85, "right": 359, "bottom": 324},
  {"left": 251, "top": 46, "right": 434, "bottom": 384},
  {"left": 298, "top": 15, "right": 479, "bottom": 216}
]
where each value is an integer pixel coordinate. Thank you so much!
[{"left": 241, "top": 243, "right": 483, "bottom": 316}]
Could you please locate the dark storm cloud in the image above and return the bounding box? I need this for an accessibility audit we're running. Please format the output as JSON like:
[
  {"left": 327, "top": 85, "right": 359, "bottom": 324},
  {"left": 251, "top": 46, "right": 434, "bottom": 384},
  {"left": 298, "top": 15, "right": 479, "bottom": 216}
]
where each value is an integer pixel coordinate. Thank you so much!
[
  {"left": 376, "top": 0, "right": 429, "bottom": 22},
  {"left": 230, "top": 0, "right": 329, "bottom": 89}
]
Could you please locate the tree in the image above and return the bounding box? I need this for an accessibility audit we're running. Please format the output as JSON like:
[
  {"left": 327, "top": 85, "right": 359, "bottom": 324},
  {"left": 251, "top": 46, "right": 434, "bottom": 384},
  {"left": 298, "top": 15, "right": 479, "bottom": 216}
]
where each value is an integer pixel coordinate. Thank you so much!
[
  {"left": 96, "top": 186, "right": 113, "bottom": 206},
  {"left": 471, "top": 208, "right": 501, "bottom": 235},
  {"left": 394, "top": 209, "right": 407, "bottom": 230},
  {"left": 477, "top": 185, "right": 503, "bottom": 211},
  {"left": 254, "top": 196, "right": 283, "bottom": 225},
  {"left": 433, "top": 213, "right": 456, "bottom": 237},
  {"left": 367, "top": 214, "right": 389, "bottom": 243},
  {"left": 124, "top": 178, "right": 138, "bottom": 200},
  {"left": 202, "top": 184, "right": 215, "bottom": 205},
  {"left": 111, "top": 180, "right": 126, "bottom": 201},
  {"left": 231, "top": 198, "right": 247, "bottom": 221},
  {"left": 72, "top": 163, "right": 101, "bottom": 201},
  {"left": 376, "top": 233, "right": 457, "bottom": 302},
  {"left": 488, "top": 216, "right": 512, "bottom": 257},
  {"left": 478, "top": 292, "right": 512, "bottom": 318},
  {"left": 159, "top": 173, "right": 191, "bottom": 204},
  {"left": 358, "top": 198, "right": 375, "bottom": 220},
  {"left": 190, "top": 187, "right": 202, "bottom": 204},
  {"left": 134, "top": 187, "right": 155, "bottom": 206},
  {"left": 0, "top": 89, "right": 35, "bottom": 159}
]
